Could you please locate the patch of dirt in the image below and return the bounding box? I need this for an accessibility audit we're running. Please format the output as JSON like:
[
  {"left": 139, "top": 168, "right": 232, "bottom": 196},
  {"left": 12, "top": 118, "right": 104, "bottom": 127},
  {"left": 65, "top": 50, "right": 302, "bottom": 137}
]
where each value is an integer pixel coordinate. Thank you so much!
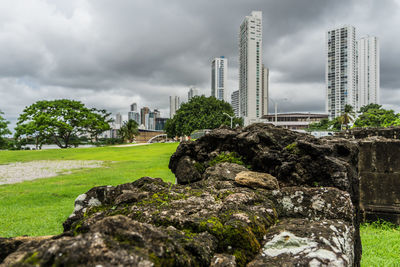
[{"left": 0, "top": 160, "right": 103, "bottom": 185}]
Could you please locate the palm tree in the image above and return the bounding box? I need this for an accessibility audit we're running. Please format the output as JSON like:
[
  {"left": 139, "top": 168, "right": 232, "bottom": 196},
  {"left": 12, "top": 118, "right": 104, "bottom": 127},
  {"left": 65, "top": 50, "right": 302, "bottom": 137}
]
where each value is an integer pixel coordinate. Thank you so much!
[
  {"left": 118, "top": 120, "right": 139, "bottom": 143},
  {"left": 338, "top": 105, "right": 355, "bottom": 130}
]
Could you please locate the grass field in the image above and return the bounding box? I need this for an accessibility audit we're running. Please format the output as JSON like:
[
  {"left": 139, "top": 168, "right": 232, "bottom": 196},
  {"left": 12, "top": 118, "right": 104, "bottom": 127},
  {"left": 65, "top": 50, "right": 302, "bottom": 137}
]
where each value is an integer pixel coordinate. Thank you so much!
[
  {"left": 360, "top": 221, "right": 400, "bottom": 266},
  {"left": 0, "top": 143, "right": 178, "bottom": 237},
  {"left": 0, "top": 143, "right": 399, "bottom": 266}
]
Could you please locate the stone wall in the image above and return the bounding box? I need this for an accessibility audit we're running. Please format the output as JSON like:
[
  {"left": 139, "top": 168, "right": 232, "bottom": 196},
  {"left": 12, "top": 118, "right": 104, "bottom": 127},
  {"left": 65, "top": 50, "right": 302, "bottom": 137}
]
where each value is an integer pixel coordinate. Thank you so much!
[{"left": 337, "top": 127, "right": 400, "bottom": 224}]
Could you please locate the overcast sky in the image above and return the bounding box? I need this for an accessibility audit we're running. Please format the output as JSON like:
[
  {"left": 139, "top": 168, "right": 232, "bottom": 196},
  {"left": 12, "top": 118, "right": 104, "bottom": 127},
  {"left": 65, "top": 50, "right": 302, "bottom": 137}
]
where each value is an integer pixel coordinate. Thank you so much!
[{"left": 1, "top": 0, "right": 400, "bottom": 129}]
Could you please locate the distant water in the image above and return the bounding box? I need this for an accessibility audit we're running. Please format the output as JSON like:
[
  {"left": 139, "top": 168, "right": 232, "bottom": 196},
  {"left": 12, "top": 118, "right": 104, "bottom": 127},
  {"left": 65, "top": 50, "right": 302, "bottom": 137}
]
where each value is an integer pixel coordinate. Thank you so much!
[{"left": 24, "top": 144, "right": 95, "bottom": 150}]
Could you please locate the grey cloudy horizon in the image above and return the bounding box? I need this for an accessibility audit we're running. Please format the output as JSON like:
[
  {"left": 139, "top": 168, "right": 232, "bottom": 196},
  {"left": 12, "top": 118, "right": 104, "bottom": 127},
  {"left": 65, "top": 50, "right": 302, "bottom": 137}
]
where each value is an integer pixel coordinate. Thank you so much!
[{"left": 1, "top": 0, "right": 400, "bottom": 129}]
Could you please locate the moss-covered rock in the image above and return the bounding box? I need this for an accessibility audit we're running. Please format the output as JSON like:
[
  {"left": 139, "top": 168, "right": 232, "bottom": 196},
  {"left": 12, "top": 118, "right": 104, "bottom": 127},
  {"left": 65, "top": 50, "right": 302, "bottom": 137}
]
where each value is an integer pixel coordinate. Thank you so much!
[{"left": 1, "top": 124, "right": 360, "bottom": 266}]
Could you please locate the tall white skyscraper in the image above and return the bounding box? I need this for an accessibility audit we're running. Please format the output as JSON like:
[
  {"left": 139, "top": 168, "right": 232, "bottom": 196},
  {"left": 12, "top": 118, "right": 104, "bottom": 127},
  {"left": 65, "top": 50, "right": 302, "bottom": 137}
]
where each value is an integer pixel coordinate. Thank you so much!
[
  {"left": 262, "top": 65, "right": 269, "bottom": 116},
  {"left": 231, "top": 90, "right": 239, "bottom": 117},
  {"left": 169, "top": 95, "right": 180, "bottom": 118},
  {"left": 188, "top": 87, "right": 199, "bottom": 101},
  {"left": 326, "top": 25, "right": 357, "bottom": 119},
  {"left": 239, "top": 11, "right": 263, "bottom": 124},
  {"left": 358, "top": 36, "right": 380, "bottom": 107},
  {"left": 211, "top": 56, "right": 227, "bottom": 101}
]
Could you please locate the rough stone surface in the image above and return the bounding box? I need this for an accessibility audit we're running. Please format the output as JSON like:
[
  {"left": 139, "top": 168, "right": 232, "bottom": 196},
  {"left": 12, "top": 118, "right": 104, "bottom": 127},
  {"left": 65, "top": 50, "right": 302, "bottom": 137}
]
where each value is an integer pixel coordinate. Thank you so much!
[
  {"left": 248, "top": 218, "right": 354, "bottom": 266},
  {"left": 1, "top": 124, "right": 361, "bottom": 266},
  {"left": 169, "top": 124, "right": 360, "bottom": 265},
  {"left": 337, "top": 127, "right": 400, "bottom": 225},
  {"left": 235, "top": 171, "right": 279, "bottom": 190}
]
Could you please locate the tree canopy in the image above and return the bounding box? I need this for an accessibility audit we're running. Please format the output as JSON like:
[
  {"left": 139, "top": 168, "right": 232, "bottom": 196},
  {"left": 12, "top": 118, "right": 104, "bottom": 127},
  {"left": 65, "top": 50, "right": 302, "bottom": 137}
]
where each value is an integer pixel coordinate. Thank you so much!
[
  {"left": 118, "top": 119, "right": 139, "bottom": 143},
  {"left": 0, "top": 110, "right": 11, "bottom": 148},
  {"left": 165, "top": 96, "right": 243, "bottom": 137},
  {"left": 354, "top": 104, "right": 399, "bottom": 128},
  {"left": 15, "top": 99, "right": 112, "bottom": 149}
]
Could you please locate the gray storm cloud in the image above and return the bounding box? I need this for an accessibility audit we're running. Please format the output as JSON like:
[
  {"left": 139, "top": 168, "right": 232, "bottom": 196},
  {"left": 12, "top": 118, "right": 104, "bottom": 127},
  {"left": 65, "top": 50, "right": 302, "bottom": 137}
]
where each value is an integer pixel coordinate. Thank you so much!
[{"left": 0, "top": 0, "right": 399, "bottom": 129}]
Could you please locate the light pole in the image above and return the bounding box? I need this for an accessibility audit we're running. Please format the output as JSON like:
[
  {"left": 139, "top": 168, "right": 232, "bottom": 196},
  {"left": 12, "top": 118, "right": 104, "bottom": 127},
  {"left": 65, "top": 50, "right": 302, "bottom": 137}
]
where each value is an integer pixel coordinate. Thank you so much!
[
  {"left": 223, "top": 112, "right": 234, "bottom": 128},
  {"left": 269, "top": 99, "right": 278, "bottom": 124},
  {"left": 269, "top": 98, "right": 288, "bottom": 125}
]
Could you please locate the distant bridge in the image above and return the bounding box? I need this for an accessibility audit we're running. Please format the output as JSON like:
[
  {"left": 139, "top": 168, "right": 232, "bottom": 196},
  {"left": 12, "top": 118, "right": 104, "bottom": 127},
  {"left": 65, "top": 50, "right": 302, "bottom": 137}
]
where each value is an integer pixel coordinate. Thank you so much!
[{"left": 147, "top": 134, "right": 168, "bottom": 143}]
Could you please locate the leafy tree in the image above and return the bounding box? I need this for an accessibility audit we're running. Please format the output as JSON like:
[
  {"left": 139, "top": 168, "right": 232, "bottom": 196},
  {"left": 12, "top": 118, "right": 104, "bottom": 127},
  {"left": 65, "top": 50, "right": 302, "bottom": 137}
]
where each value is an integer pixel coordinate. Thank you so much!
[
  {"left": 165, "top": 95, "right": 243, "bottom": 138},
  {"left": 0, "top": 110, "right": 11, "bottom": 148},
  {"left": 308, "top": 118, "right": 331, "bottom": 131},
  {"left": 337, "top": 104, "right": 355, "bottom": 129},
  {"left": 358, "top": 103, "right": 382, "bottom": 114},
  {"left": 84, "top": 109, "right": 113, "bottom": 143},
  {"left": 354, "top": 105, "right": 398, "bottom": 128},
  {"left": 15, "top": 99, "right": 112, "bottom": 149},
  {"left": 118, "top": 119, "right": 139, "bottom": 143}
]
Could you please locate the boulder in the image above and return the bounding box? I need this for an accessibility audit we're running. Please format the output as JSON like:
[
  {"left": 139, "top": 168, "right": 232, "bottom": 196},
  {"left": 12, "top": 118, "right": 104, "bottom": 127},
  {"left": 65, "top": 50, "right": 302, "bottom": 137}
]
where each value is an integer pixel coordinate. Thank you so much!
[
  {"left": 1, "top": 124, "right": 361, "bottom": 266},
  {"left": 235, "top": 171, "right": 279, "bottom": 190}
]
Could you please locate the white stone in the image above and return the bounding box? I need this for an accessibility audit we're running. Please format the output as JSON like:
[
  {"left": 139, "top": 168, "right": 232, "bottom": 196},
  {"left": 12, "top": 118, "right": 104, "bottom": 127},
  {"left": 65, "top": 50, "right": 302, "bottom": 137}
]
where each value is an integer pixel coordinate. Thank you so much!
[
  {"left": 262, "top": 231, "right": 318, "bottom": 257},
  {"left": 88, "top": 197, "right": 102, "bottom": 207}
]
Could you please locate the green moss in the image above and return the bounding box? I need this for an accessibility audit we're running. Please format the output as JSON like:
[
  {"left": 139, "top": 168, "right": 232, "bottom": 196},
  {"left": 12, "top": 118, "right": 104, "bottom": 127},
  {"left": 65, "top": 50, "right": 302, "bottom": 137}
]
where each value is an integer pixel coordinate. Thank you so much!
[
  {"left": 208, "top": 152, "right": 247, "bottom": 167},
  {"left": 23, "top": 252, "right": 40, "bottom": 265},
  {"left": 195, "top": 215, "right": 261, "bottom": 266},
  {"left": 137, "top": 192, "right": 187, "bottom": 208},
  {"left": 71, "top": 220, "right": 86, "bottom": 236},
  {"left": 194, "top": 162, "right": 206, "bottom": 173},
  {"left": 148, "top": 252, "right": 175, "bottom": 267},
  {"left": 198, "top": 217, "right": 225, "bottom": 239},
  {"left": 285, "top": 142, "right": 300, "bottom": 155},
  {"left": 233, "top": 250, "right": 246, "bottom": 266},
  {"left": 84, "top": 205, "right": 112, "bottom": 217}
]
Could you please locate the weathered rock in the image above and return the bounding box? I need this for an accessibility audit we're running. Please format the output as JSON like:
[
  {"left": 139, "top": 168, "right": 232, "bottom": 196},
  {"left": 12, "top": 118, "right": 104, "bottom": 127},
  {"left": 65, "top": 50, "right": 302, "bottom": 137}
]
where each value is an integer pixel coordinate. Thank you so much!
[
  {"left": 175, "top": 156, "right": 202, "bottom": 184},
  {"left": 1, "top": 124, "right": 361, "bottom": 266},
  {"left": 248, "top": 218, "right": 354, "bottom": 266},
  {"left": 210, "top": 254, "right": 237, "bottom": 266},
  {"left": 235, "top": 171, "right": 279, "bottom": 190},
  {"left": 0, "top": 236, "right": 52, "bottom": 264},
  {"left": 204, "top": 162, "right": 249, "bottom": 182},
  {"left": 169, "top": 123, "right": 361, "bottom": 266}
]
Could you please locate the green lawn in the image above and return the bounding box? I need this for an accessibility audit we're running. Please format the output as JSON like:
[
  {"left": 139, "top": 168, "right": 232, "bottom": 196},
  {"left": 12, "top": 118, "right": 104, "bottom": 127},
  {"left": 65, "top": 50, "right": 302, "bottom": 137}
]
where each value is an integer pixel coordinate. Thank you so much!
[
  {"left": 1, "top": 143, "right": 399, "bottom": 266},
  {"left": 0, "top": 143, "right": 178, "bottom": 237},
  {"left": 360, "top": 221, "right": 400, "bottom": 266}
]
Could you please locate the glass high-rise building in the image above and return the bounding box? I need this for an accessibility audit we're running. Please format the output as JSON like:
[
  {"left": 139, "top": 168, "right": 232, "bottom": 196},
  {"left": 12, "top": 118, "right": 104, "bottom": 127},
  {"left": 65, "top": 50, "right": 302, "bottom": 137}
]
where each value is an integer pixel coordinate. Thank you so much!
[
  {"left": 326, "top": 25, "right": 357, "bottom": 119},
  {"left": 231, "top": 90, "right": 239, "bottom": 117},
  {"left": 188, "top": 87, "right": 199, "bottom": 101},
  {"left": 169, "top": 96, "right": 180, "bottom": 119},
  {"left": 239, "top": 11, "right": 264, "bottom": 124},
  {"left": 211, "top": 56, "right": 227, "bottom": 101},
  {"left": 358, "top": 36, "right": 380, "bottom": 107}
]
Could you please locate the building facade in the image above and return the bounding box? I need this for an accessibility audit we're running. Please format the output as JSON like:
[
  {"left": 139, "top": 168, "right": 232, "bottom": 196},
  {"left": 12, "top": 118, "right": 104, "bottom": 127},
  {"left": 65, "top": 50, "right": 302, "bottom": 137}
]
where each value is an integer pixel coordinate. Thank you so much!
[
  {"left": 128, "top": 111, "right": 140, "bottom": 125},
  {"left": 358, "top": 36, "right": 380, "bottom": 107},
  {"left": 326, "top": 25, "right": 357, "bottom": 119},
  {"left": 231, "top": 90, "right": 239, "bottom": 117},
  {"left": 262, "top": 65, "right": 269, "bottom": 116},
  {"left": 188, "top": 87, "right": 199, "bottom": 101},
  {"left": 130, "top": 103, "right": 137, "bottom": 112},
  {"left": 115, "top": 113, "right": 122, "bottom": 129},
  {"left": 140, "top": 107, "right": 150, "bottom": 128},
  {"left": 211, "top": 56, "right": 227, "bottom": 101},
  {"left": 169, "top": 95, "right": 180, "bottom": 119},
  {"left": 239, "top": 11, "right": 263, "bottom": 124},
  {"left": 262, "top": 113, "right": 329, "bottom": 130},
  {"left": 128, "top": 102, "right": 140, "bottom": 125},
  {"left": 155, "top": 117, "right": 168, "bottom": 131}
]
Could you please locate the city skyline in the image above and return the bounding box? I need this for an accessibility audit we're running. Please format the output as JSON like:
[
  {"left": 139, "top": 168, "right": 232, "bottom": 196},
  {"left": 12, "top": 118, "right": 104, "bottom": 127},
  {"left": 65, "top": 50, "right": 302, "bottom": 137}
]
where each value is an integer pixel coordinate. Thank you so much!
[{"left": 0, "top": 1, "right": 400, "bottom": 129}]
